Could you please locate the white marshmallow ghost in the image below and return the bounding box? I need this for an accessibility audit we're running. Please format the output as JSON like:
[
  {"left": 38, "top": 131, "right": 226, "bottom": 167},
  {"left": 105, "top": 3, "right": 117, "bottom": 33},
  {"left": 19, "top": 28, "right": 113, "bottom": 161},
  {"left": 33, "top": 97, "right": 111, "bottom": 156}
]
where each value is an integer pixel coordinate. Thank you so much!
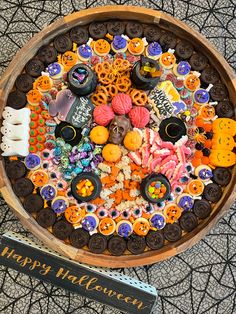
[
  {"left": 2, "top": 107, "right": 30, "bottom": 124},
  {"left": 1, "top": 138, "right": 29, "bottom": 156}
]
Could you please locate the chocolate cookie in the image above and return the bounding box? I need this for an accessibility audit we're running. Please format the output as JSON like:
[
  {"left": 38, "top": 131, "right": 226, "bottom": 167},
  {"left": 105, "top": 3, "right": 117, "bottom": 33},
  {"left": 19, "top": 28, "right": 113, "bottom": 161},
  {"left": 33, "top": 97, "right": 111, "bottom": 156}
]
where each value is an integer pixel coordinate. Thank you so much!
[
  {"left": 201, "top": 66, "right": 220, "bottom": 85},
  {"left": 212, "top": 167, "right": 232, "bottom": 186},
  {"left": 189, "top": 53, "right": 208, "bottom": 71},
  {"left": 36, "top": 208, "right": 56, "bottom": 228},
  {"left": 163, "top": 224, "right": 182, "bottom": 242},
  {"left": 52, "top": 220, "right": 73, "bottom": 240},
  {"left": 107, "top": 20, "right": 125, "bottom": 36},
  {"left": 25, "top": 58, "right": 45, "bottom": 77},
  {"left": 127, "top": 235, "right": 146, "bottom": 255},
  {"left": 37, "top": 45, "right": 57, "bottom": 64},
  {"left": 175, "top": 40, "right": 193, "bottom": 59},
  {"left": 53, "top": 33, "right": 72, "bottom": 53},
  {"left": 70, "top": 26, "right": 89, "bottom": 45},
  {"left": 15, "top": 73, "right": 34, "bottom": 93},
  {"left": 159, "top": 31, "right": 177, "bottom": 50},
  {"left": 88, "top": 233, "right": 107, "bottom": 254},
  {"left": 89, "top": 22, "right": 107, "bottom": 39},
  {"left": 146, "top": 230, "right": 164, "bottom": 250},
  {"left": 210, "top": 83, "right": 228, "bottom": 101},
  {"left": 125, "top": 21, "right": 143, "bottom": 38},
  {"left": 70, "top": 228, "right": 90, "bottom": 248},
  {"left": 23, "top": 193, "right": 44, "bottom": 213},
  {"left": 203, "top": 183, "right": 222, "bottom": 203},
  {"left": 215, "top": 101, "right": 235, "bottom": 118},
  {"left": 143, "top": 24, "right": 162, "bottom": 42},
  {"left": 179, "top": 212, "right": 198, "bottom": 232},
  {"left": 193, "top": 199, "right": 212, "bottom": 219},
  {"left": 5, "top": 160, "right": 26, "bottom": 180},
  {"left": 7, "top": 90, "right": 27, "bottom": 109},
  {"left": 108, "top": 236, "right": 127, "bottom": 256},
  {"left": 13, "top": 178, "right": 34, "bottom": 197}
]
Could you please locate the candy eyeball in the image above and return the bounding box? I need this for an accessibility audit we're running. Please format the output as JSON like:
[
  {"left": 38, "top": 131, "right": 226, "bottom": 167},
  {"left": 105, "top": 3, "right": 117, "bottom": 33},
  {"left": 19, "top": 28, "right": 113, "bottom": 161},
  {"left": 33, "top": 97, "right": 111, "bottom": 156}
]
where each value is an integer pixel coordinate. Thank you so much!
[
  {"left": 132, "top": 207, "right": 143, "bottom": 218},
  {"left": 97, "top": 207, "right": 108, "bottom": 219},
  {"left": 156, "top": 201, "right": 165, "bottom": 210},
  {"left": 175, "top": 186, "right": 183, "bottom": 194},
  {"left": 56, "top": 179, "right": 68, "bottom": 191},
  {"left": 186, "top": 163, "right": 194, "bottom": 173},
  {"left": 86, "top": 203, "right": 97, "bottom": 213},
  {"left": 144, "top": 204, "right": 155, "bottom": 214},
  {"left": 109, "top": 208, "right": 120, "bottom": 219},
  {"left": 166, "top": 193, "right": 175, "bottom": 202},
  {"left": 121, "top": 210, "right": 131, "bottom": 220},
  {"left": 41, "top": 149, "right": 52, "bottom": 160},
  {"left": 180, "top": 176, "right": 189, "bottom": 184},
  {"left": 41, "top": 160, "right": 52, "bottom": 170}
]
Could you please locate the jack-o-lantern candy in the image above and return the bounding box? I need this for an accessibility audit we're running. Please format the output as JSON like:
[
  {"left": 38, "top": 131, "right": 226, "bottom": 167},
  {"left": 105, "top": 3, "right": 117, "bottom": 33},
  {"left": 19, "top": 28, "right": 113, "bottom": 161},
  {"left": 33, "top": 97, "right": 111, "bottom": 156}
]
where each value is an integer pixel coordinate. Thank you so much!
[
  {"left": 159, "top": 52, "right": 176, "bottom": 69},
  {"left": 163, "top": 203, "right": 182, "bottom": 224},
  {"left": 199, "top": 104, "right": 216, "bottom": 121},
  {"left": 209, "top": 150, "right": 236, "bottom": 167},
  {"left": 184, "top": 73, "right": 201, "bottom": 92},
  {"left": 212, "top": 118, "right": 236, "bottom": 136},
  {"left": 61, "top": 51, "right": 78, "bottom": 72},
  {"left": 34, "top": 75, "right": 53, "bottom": 93},
  {"left": 93, "top": 39, "right": 111, "bottom": 57},
  {"left": 212, "top": 134, "right": 236, "bottom": 151},
  {"left": 27, "top": 89, "right": 43, "bottom": 106}
]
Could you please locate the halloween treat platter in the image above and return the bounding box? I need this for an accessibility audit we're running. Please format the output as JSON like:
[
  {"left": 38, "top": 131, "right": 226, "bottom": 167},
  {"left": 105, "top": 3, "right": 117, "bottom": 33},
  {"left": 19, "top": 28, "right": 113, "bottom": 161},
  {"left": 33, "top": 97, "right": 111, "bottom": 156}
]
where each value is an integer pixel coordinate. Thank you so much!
[{"left": 0, "top": 6, "right": 235, "bottom": 268}]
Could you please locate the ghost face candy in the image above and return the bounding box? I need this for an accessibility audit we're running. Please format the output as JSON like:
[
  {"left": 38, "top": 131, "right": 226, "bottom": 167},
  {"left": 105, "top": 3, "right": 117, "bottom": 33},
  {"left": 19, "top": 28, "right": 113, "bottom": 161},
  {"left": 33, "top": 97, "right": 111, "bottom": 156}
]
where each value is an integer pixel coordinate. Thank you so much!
[{"left": 108, "top": 115, "right": 131, "bottom": 145}]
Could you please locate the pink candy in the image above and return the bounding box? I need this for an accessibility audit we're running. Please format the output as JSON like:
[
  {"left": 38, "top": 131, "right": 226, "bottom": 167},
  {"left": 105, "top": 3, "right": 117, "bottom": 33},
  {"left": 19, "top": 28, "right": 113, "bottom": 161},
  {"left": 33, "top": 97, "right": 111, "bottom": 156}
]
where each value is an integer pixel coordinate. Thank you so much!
[
  {"left": 93, "top": 105, "right": 115, "bottom": 126},
  {"left": 112, "top": 93, "right": 132, "bottom": 115}
]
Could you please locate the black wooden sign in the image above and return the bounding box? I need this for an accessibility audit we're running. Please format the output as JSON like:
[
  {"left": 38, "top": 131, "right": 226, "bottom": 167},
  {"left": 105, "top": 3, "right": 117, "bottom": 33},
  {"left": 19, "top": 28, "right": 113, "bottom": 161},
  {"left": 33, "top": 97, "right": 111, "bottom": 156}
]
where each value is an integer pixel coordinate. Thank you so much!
[
  {"left": 66, "top": 96, "right": 94, "bottom": 128},
  {"left": 0, "top": 232, "right": 157, "bottom": 314}
]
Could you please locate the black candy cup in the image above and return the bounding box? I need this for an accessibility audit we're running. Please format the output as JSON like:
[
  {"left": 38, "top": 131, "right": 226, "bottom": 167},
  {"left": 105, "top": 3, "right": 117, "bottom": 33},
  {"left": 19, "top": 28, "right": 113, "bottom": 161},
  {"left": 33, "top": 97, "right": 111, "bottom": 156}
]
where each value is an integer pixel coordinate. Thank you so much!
[
  {"left": 71, "top": 172, "right": 102, "bottom": 202},
  {"left": 159, "top": 117, "right": 187, "bottom": 143},
  {"left": 67, "top": 64, "right": 97, "bottom": 96},
  {"left": 55, "top": 121, "right": 82, "bottom": 146},
  {"left": 131, "top": 60, "right": 160, "bottom": 91},
  {"left": 140, "top": 173, "right": 171, "bottom": 203}
]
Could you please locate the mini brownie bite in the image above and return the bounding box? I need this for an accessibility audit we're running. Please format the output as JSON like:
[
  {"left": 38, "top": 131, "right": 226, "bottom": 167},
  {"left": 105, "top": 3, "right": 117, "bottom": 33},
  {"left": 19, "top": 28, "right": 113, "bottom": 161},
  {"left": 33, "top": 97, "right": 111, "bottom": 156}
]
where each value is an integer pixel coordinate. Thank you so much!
[
  {"left": 126, "top": 21, "right": 143, "bottom": 38},
  {"left": 210, "top": 83, "right": 228, "bottom": 101},
  {"left": 23, "top": 194, "right": 44, "bottom": 213},
  {"left": 159, "top": 31, "right": 177, "bottom": 50},
  {"left": 53, "top": 33, "right": 72, "bottom": 53},
  {"left": 215, "top": 100, "right": 235, "bottom": 118},
  {"left": 143, "top": 24, "right": 162, "bottom": 42},
  {"left": 175, "top": 40, "right": 194, "bottom": 59},
  {"left": 190, "top": 53, "right": 208, "bottom": 71},
  {"left": 89, "top": 22, "right": 107, "bottom": 39},
  {"left": 25, "top": 58, "right": 44, "bottom": 77},
  {"left": 107, "top": 20, "right": 125, "bottom": 35},
  {"left": 201, "top": 66, "right": 220, "bottom": 84},
  {"left": 15, "top": 73, "right": 34, "bottom": 93},
  {"left": 7, "top": 90, "right": 27, "bottom": 109},
  {"left": 70, "top": 26, "right": 89, "bottom": 44},
  {"left": 37, "top": 45, "right": 58, "bottom": 64}
]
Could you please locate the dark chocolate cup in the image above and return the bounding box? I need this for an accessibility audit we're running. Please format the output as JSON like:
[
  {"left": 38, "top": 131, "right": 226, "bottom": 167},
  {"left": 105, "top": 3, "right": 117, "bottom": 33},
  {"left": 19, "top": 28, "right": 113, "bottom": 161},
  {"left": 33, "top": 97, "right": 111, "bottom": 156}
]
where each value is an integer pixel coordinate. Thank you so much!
[
  {"left": 131, "top": 61, "right": 160, "bottom": 90},
  {"left": 71, "top": 172, "right": 102, "bottom": 202},
  {"left": 140, "top": 173, "right": 171, "bottom": 203}
]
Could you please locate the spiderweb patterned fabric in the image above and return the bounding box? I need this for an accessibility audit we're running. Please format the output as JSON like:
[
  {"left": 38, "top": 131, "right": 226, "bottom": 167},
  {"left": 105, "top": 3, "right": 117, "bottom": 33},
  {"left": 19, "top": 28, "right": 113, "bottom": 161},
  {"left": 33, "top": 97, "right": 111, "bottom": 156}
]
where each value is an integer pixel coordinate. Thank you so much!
[{"left": 0, "top": 1, "right": 236, "bottom": 313}]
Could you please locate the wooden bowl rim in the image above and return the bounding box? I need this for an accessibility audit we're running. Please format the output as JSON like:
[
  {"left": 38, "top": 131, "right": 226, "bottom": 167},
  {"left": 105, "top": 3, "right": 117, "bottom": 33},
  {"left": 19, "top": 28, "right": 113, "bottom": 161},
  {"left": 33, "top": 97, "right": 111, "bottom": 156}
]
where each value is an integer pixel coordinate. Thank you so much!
[{"left": 0, "top": 5, "right": 235, "bottom": 268}]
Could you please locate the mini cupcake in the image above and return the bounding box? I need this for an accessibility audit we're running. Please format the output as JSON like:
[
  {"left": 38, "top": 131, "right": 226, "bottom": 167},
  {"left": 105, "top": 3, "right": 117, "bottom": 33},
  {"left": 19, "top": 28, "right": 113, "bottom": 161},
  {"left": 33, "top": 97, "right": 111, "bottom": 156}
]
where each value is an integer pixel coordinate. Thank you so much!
[
  {"left": 111, "top": 35, "right": 128, "bottom": 53},
  {"left": 77, "top": 44, "right": 93, "bottom": 61},
  {"left": 47, "top": 62, "right": 64, "bottom": 80},
  {"left": 145, "top": 42, "right": 162, "bottom": 60},
  {"left": 127, "top": 38, "right": 145, "bottom": 55}
]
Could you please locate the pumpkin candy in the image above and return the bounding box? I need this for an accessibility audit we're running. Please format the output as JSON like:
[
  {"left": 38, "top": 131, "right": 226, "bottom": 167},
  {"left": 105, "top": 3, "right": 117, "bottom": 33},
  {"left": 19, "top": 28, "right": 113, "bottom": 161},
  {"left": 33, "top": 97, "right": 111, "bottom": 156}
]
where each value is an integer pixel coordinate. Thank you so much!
[
  {"left": 212, "top": 118, "right": 236, "bottom": 136},
  {"left": 102, "top": 144, "right": 121, "bottom": 162},
  {"left": 209, "top": 150, "right": 236, "bottom": 167},
  {"left": 90, "top": 126, "right": 109, "bottom": 145},
  {"left": 124, "top": 130, "right": 142, "bottom": 151}
]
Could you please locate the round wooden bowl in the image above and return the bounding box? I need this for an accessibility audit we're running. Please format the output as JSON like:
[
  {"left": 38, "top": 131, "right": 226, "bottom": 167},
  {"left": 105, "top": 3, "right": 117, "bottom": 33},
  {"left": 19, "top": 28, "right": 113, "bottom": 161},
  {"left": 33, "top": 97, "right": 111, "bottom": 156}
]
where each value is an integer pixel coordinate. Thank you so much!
[{"left": 0, "top": 5, "right": 235, "bottom": 268}]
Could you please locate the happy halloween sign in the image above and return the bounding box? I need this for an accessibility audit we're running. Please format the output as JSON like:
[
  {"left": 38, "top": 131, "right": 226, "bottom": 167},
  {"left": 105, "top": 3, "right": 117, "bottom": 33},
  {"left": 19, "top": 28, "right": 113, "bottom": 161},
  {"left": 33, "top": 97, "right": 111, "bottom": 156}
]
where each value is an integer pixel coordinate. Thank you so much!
[{"left": 0, "top": 232, "right": 157, "bottom": 314}]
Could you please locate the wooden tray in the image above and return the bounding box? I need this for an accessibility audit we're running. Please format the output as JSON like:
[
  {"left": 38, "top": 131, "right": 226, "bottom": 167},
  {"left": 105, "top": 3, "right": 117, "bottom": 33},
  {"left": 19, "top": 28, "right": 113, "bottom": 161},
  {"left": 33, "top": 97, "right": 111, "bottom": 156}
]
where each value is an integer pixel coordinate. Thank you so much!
[{"left": 0, "top": 5, "right": 235, "bottom": 268}]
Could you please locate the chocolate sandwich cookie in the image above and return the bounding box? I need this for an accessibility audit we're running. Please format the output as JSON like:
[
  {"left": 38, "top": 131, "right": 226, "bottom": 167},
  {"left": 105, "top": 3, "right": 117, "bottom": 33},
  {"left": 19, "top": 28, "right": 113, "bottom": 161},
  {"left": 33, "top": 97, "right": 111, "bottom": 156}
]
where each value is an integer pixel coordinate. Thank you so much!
[
  {"left": 203, "top": 183, "right": 222, "bottom": 203},
  {"left": 179, "top": 212, "right": 198, "bottom": 232},
  {"left": 23, "top": 193, "right": 44, "bottom": 213},
  {"left": 159, "top": 31, "right": 177, "bottom": 51},
  {"left": 25, "top": 58, "right": 44, "bottom": 77},
  {"left": 215, "top": 100, "right": 235, "bottom": 118},
  {"left": 108, "top": 236, "right": 127, "bottom": 256},
  {"left": 13, "top": 178, "right": 34, "bottom": 197},
  {"left": 127, "top": 234, "right": 146, "bottom": 255},
  {"left": 52, "top": 220, "right": 73, "bottom": 240},
  {"left": 88, "top": 233, "right": 107, "bottom": 254},
  {"left": 189, "top": 53, "right": 208, "bottom": 71},
  {"left": 7, "top": 90, "right": 27, "bottom": 109},
  {"left": 143, "top": 24, "right": 162, "bottom": 42},
  {"left": 107, "top": 20, "right": 125, "bottom": 36},
  {"left": 212, "top": 167, "right": 232, "bottom": 186},
  {"left": 175, "top": 40, "right": 193, "bottom": 59},
  {"left": 201, "top": 66, "right": 220, "bottom": 85},
  {"left": 15, "top": 73, "right": 34, "bottom": 93},
  {"left": 36, "top": 208, "right": 56, "bottom": 228},
  {"left": 53, "top": 33, "right": 72, "bottom": 53},
  {"left": 210, "top": 83, "right": 228, "bottom": 101},
  {"left": 163, "top": 224, "right": 182, "bottom": 242},
  {"left": 70, "top": 228, "right": 90, "bottom": 248},
  {"left": 69, "top": 26, "right": 89, "bottom": 45},
  {"left": 146, "top": 230, "right": 164, "bottom": 250},
  {"left": 5, "top": 160, "right": 26, "bottom": 180},
  {"left": 193, "top": 199, "right": 212, "bottom": 219},
  {"left": 37, "top": 45, "right": 57, "bottom": 64},
  {"left": 125, "top": 21, "right": 143, "bottom": 39},
  {"left": 89, "top": 22, "right": 107, "bottom": 40}
]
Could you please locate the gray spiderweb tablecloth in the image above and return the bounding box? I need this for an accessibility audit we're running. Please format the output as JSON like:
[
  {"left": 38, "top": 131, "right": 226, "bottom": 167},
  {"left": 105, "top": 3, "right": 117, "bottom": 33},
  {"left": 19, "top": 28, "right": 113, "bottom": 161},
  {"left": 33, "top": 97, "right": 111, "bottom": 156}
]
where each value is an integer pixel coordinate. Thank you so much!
[{"left": 0, "top": 1, "right": 236, "bottom": 313}]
